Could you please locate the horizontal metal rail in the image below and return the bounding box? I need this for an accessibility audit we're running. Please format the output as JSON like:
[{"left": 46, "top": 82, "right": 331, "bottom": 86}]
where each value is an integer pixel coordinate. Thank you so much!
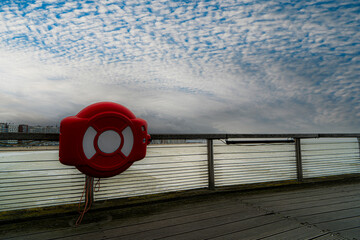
[
  {"left": 1, "top": 133, "right": 360, "bottom": 141},
  {"left": 226, "top": 140, "right": 295, "bottom": 144}
]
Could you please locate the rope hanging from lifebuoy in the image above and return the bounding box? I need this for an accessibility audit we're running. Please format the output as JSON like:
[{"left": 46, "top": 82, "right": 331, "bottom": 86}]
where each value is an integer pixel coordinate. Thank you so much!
[{"left": 75, "top": 176, "right": 101, "bottom": 226}]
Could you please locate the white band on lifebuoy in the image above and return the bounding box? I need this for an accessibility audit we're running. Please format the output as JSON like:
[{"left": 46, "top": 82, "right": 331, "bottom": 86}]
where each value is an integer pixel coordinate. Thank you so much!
[
  {"left": 82, "top": 126, "right": 134, "bottom": 159},
  {"left": 121, "top": 126, "right": 134, "bottom": 157},
  {"left": 83, "top": 126, "right": 97, "bottom": 159}
]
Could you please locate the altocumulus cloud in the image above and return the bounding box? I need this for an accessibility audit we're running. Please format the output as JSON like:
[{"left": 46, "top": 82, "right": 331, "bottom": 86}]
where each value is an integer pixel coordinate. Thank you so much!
[{"left": 0, "top": 0, "right": 359, "bottom": 133}]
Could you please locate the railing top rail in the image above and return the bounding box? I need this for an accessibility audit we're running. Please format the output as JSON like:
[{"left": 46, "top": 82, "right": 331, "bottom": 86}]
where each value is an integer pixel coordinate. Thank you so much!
[
  {"left": 0, "top": 132, "right": 360, "bottom": 141},
  {"left": 0, "top": 133, "right": 60, "bottom": 141},
  {"left": 152, "top": 133, "right": 360, "bottom": 139}
]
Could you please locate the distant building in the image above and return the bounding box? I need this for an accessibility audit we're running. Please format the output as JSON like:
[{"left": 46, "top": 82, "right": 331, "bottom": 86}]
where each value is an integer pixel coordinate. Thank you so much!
[
  {"left": 0, "top": 123, "right": 7, "bottom": 146},
  {"left": 18, "top": 124, "right": 29, "bottom": 145},
  {"left": 29, "top": 125, "right": 59, "bottom": 133},
  {"left": 1, "top": 123, "right": 59, "bottom": 147},
  {"left": 0, "top": 123, "right": 7, "bottom": 133},
  {"left": 29, "top": 126, "right": 46, "bottom": 133},
  {"left": 45, "top": 126, "right": 59, "bottom": 133},
  {"left": 18, "top": 124, "right": 29, "bottom": 133},
  {"left": 8, "top": 124, "right": 18, "bottom": 132},
  {"left": 7, "top": 123, "right": 19, "bottom": 145}
]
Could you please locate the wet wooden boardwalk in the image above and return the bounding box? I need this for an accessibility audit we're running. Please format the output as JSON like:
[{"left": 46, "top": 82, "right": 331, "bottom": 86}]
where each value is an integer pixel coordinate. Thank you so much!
[{"left": 1, "top": 180, "right": 360, "bottom": 240}]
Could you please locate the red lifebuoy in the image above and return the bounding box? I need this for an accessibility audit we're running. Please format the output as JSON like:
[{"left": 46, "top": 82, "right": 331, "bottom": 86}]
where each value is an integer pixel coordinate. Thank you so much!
[{"left": 59, "top": 102, "right": 151, "bottom": 178}]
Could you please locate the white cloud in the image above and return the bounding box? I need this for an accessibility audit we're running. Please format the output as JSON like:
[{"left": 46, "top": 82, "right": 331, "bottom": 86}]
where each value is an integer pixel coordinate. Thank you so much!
[{"left": 0, "top": 0, "right": 359, "bottom": 133}]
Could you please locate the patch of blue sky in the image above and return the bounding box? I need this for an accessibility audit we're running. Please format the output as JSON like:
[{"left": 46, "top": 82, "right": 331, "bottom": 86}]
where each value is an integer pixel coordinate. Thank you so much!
[
  {"left": 47, "top": 76, "right": 67, "bottom": 81},
  {"left": 176, "top": 0, "right": 199, "bottom": 3},
  {"left": 0, "top": 0, "right": 36, "bottom": 10},
  {"left": 0, "top": 0, "right": 358, "bottom": 132}
]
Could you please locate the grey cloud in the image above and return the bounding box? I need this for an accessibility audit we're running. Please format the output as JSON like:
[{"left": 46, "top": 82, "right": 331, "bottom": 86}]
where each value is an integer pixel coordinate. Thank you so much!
[{"left": 0, "top": 0, "right": 359, "bottom": 133}]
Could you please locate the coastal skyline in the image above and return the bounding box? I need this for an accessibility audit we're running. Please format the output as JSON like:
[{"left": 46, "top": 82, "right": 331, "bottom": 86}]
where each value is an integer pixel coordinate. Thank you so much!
[{"left": 0, "top": 0, "right": 359, "bottom": 133}]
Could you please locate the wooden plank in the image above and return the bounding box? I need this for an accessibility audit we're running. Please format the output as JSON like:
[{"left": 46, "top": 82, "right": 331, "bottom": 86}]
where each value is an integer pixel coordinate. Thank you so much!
[
  {"left": 315, "top": 216, "right": 360, "bottom": 232},
  {"left": 2, "top": 182, "right": 360, "bottom": 240},
  {"left": 211, "top": 220, "right": 302, "bottom": 240},
  {"left": 310, "top": 233, "right": 348, "bottom": 240},
  {"left": 257, "top": 192, "right": 360, "bottom": 209},
  {"left": 240, "top": 183, "right": 360, "bottom": 239},
  {"left": 16, "top": 229, "right": 106, "bottom": 240},
  {"left": 241, "top": 185, "right": 360, "bottom": 206},
  {"left": 241, "top": 184, "right": 360, "bottom": 202},
  {"left": 271, "top": 196, "right": 360, "bottom": 214},
  {"left": 0, "top": 197, "right": 238, "bottom": 239},
  {"left": 0, "top": 223, "right": 105, "bottom": 240},
  {"left": 103, "top": 205, "right": 266, "bottom": 239},
  {"left": 296, "top": 207, "right": 360, "bottom": 224},
  {"left": 277, "top": 201, "right": 360, "bottom": 218},
  {"left": 100, "top": 196, "right": 247, "bottom": 230},
  {"left": 338, "top": 227, "right": 360, "bottom": 240},
  {"left": 141, "top": 215, "right": 283, "bottom": 240},
  {"left": 249, "top": 194, "right": 360, "bottom": 212},
  {"left": 54, "top": 231, "right": 106, "bottom": 240},
  {"left": 242, "top": 187, "right": 360, "bottom": 207},
  {"left": 257, "top": 228, "right": 343, "bottom": 240}
]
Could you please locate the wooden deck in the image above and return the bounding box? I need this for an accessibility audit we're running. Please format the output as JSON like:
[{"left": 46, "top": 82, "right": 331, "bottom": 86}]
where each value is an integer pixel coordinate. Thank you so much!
[{"left": 1, "top": 180, "right": 360, "bottom": 240}]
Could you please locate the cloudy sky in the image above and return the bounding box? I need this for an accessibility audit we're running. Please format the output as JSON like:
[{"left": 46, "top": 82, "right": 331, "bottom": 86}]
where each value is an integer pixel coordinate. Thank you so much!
[{"left": 0, "top": 0, "right": 359, "bottom": 133}]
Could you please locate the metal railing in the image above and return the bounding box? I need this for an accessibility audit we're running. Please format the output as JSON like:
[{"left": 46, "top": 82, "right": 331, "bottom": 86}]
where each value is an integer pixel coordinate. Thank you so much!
[{"left": 0, "top": 133, "right": 360, "bottom": 213}]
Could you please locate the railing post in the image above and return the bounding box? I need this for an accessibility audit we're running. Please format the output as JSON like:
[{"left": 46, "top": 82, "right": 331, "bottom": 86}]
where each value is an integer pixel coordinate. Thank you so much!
[
  {"left": 207, "top": 139, "right": 215, "bottom": 190},
  {"left": 295, "top": 138, "right": 303, "bottom": 182}
]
